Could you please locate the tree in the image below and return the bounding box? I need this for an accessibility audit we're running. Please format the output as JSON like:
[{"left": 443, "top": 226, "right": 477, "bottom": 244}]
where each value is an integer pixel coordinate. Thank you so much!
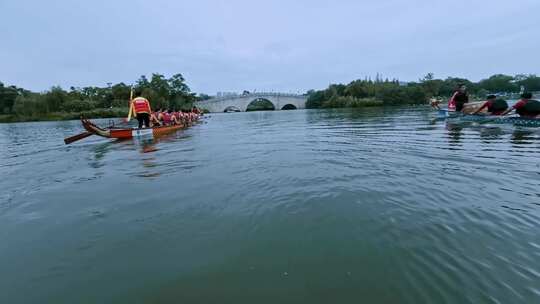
[
  {"left": 0, "top": 82, "right": 19, "bottom": 114},
  {"left": 43, "top": 86, "right": 69, "bottom": 112},
  {"left": 68, "top": 87, "right": 85, "bottom": 101},
  {"left": 141, "top": 88, "right": 166, "bottom": 109},
  {"left": 514, "top": 74, "right": 540, "bottom": 92},
  {"left": 168, "top": 73, "right": 191, "bottom": 97},
  {"left": 12, "top": 94, "right": 47, "bottom": 117},
  {"left": 197, "top": 93, "right": 212, "bottom": 101},
  {"left": 111, "top": 82, "right": 131, "bottom": 104},
  {"left": 439, "top": 77, "right": 476, "bottom": 96},
  {"left": 136, "top": 75, "right": 150, "bottom": 90},
  {"left": 478, "top": 74, "right": 517, "bottom": 93},
  {"left": 306, "top": 90, "right": 327, "bottom": 108},
  {"left": 168, "top": 73, "right": 196, "bottom": 110},
  {"left": 150, "top": 73, "right": 170, "bottom": 99},
  {"left": 344, "top": 80, "right": 368, "bottom": 98},
  {"left": 420, "top": 73, "right": 442, "bottom": 97}
]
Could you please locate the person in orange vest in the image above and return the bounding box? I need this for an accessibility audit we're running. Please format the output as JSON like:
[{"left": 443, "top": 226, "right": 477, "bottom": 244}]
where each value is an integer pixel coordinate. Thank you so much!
[{"left": 131, "top": 93, "right": 152, "bottom": 128}]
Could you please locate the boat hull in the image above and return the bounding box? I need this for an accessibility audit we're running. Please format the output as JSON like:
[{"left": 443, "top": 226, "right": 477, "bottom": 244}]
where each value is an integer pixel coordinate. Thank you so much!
[
  {"left": 447, "top": 115, "right": 540, "bottom": 127},
  {"left": 82, "top": 119, "right": 188, "bottom": 139}
]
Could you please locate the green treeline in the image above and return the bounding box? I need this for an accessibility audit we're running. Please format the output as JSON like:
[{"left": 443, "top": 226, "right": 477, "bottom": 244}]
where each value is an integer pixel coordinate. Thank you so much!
[
  {"left": 306, "top": 73, "right": 540, "bottom": 109},
  {"left": 2, "top": 73, "right": 540, "bottom": 121},
  {"left": 0, "top": 73, "right": 205, "bottom": 122}
]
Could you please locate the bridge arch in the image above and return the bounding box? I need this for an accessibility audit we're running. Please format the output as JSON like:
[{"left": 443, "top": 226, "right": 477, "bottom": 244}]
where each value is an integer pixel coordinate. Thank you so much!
[
  {"left": 194, "top": 93, "right": 307, "bottom": 113},
  {"left": 246, "top": 98, "right": 276, "bottom": 112},
  {"left": 281, "top": 104, "right": 297, "bottom": 110},
  {"left": 224, "top": 106, "right": 241, "bottom": 112}
]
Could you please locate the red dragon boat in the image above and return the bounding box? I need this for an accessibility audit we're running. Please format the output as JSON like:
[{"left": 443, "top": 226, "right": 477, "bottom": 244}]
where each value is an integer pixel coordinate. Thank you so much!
[
  {"left": 64, "top": 117, "right": 199, "bottom": 144},
  {"left": 81, "top": 118, "right": 188, "bottom": 140}
]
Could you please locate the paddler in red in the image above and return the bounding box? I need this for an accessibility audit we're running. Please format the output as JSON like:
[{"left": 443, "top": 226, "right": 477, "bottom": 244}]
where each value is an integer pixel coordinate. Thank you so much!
[
  {"left": 159, "top": 109, "right": 172, "bottom": 125},
  {"left": 170, "top": 110, "right": 179, "bottom": 125},
  {"left": 472, "top": 95, "right": 508, "bottom": 115},
  {"left": 150, "top": 111, "right": 161, "bottom": 127},
  {"left": 181, "top": 111, "right": 188, "bottom": 124},
  {"left": 501, "top": 92, "right": 540, "bottom": 118},
  {"left": 174, "top": 110, "right": 182, "bottom": 124}
]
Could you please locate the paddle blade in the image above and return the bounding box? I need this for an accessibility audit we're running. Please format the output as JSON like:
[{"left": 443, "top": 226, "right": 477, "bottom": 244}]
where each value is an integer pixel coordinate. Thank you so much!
[
  {"left": 127, "top": 102, "right": 133, "bottom": 122},
  {"left": 64, "top": 132, "right": 93, "bottom": 145}
]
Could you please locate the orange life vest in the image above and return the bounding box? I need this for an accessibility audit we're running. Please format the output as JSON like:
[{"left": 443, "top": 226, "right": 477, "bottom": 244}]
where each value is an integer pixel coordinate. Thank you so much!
[{"left": 133, "top": 97, "right": 151, "bottom": 114}]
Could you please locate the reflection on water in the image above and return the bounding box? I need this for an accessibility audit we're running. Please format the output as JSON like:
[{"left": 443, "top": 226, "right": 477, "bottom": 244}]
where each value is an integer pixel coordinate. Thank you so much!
[
  {"left": 511, "top": 130, "right": 538, "bottom": 145},
  {"left": 90, "top": 142, "right": 112, "bottom": 168},
  {"left": 446, "top": 124, "right": 464, "bottom": 146},
  {"left": 0, "top": 110, "right": 539, "bottom": 304}
]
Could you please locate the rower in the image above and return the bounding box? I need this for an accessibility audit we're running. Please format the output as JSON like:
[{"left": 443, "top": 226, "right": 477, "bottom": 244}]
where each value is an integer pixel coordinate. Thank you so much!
[
  {"left": 448, "top": 84, "right": 469, "bottom": 112},
  {"left": 149, "top": 108, "right": 161, "bottom": 127},
  {"left": 150, "top": 112, "right": 161, "bottom": 127},
  {"left": 169, "top": 110, "right": 179, "bottom": 125},
  {"left": 132, "top": 93, "right": 152, "bottom": 128},
  {"left": 159, "top": 109, "right": 172, "bottom": 125},
  {"left": 501, "top": 92, "right": 540, "bottom": 118},
  {"left": 472, "top": 95, "right": 508, "bottom": 116},
  {"left": 430, "top": 97, "right": 441, "bottom": 110},
  {"left": 156, "top": 108, "right": 162, "bottom": 122},
  {"left": 182, "top": 110, "right": 190, "bottom": 124},
  {"left": 174, "top": 110, "right": 183, "bottom": 124}
]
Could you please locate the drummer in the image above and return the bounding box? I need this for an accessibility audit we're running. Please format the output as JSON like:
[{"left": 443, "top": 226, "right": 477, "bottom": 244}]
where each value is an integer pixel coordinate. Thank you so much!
[{"left": 131, "top": 92, "right": 152, "bottom": 128}]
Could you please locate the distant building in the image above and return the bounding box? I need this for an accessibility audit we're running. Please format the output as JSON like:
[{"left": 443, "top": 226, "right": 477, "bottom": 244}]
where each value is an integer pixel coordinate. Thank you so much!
[{"left": 216, "top": 92, "right": 238, "bottom": 97}]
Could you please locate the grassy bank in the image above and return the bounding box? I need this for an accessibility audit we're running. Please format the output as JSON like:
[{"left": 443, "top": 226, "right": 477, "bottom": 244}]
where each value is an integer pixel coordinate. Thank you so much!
[{"left": 0, "top": 107, "right": 129, "bottom": 123}]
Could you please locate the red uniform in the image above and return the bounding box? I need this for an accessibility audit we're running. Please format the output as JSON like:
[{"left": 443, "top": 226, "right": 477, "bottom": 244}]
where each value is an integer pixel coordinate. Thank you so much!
[
  {"left": 162, "top": 112, "right": 171, "bottom": 124},
  {"left": 513, "top": 99, "right": 527, "bottom": 110},
  {"left": 513, "top": 99, "right": 540, "bottom": 118},
  {"left": 449, "top": 91, "right": 469, "bottom": 112},
  {"left": 476, "top": 100, "right": 506, "bottom": 115}
]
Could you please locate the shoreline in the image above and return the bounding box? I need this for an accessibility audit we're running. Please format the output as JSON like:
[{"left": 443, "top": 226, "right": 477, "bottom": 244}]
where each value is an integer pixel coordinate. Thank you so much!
[
  {"left": 0, "top": 107, "right": 129, "bottom": 123},
  {"left": 1, "top": 105, "right": 427, "bottom": 123}
]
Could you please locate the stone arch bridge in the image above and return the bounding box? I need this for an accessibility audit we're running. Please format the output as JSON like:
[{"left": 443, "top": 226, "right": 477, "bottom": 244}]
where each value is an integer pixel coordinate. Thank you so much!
[{"left": 195, "top": 93, "right": 307, "bottom": 113}]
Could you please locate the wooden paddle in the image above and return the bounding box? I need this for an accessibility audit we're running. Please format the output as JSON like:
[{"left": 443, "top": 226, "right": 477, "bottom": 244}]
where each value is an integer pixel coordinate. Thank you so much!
[
  {"left": 127, "top": 87, "right": 134, "bottom": 122},
  {"left": 64, "top": 131, "right": 93, "bottom": 145}
]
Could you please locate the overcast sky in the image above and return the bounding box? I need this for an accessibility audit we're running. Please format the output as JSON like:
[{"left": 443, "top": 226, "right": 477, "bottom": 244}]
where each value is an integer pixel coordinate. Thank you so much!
[{"left": 1, "top": 0, "right": 539, "bottom": 94}]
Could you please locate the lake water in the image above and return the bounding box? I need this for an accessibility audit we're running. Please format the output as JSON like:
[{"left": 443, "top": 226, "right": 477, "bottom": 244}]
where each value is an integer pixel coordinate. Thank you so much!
[{"left": 1, "top": 108, "right": 539, "bottom": 303}]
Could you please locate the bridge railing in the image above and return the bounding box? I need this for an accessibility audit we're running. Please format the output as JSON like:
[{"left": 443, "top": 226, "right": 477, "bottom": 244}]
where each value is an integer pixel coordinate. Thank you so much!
[{"left": 196, "top": 92, "right": 306, "bottom": 104}]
